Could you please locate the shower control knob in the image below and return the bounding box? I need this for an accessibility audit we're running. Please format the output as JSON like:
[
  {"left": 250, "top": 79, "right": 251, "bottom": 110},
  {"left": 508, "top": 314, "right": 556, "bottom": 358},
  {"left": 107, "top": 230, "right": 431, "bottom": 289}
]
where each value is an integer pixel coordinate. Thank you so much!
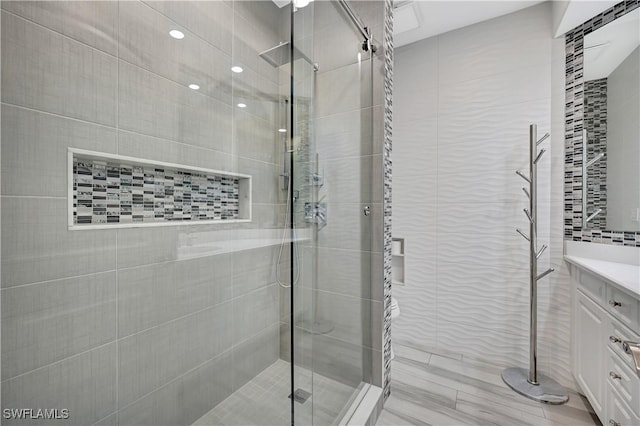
[
  {"left": 609, "top": 371, "right": 622, "bottom": 380},
  {"left": 609, "top": 299, "right": 622, "bottom": 307},
  {"left": 363, "top": 206, "right": 371, "bottom": 216}
]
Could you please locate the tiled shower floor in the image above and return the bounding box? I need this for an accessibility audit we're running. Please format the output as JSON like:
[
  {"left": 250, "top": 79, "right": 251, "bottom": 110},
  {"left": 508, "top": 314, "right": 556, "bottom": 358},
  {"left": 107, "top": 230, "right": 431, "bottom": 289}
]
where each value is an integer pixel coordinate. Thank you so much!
[{"left": 192, "top": 359, "right": 357, "bottom": 426}]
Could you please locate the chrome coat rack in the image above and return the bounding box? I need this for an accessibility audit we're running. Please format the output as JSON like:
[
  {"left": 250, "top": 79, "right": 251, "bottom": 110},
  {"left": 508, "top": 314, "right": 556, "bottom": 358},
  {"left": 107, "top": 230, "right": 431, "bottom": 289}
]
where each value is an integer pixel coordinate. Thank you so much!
[{"left": 501, "top": 124, "right": 569, "bottom": 405}]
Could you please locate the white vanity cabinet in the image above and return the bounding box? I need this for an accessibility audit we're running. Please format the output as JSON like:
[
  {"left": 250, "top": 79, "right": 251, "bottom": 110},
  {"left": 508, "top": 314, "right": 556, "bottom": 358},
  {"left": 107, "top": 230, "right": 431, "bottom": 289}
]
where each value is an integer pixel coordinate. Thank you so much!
[
  {"left": 570, "top": 263, "right": 640, "bottom": 426},
  {"left": 574, "top": 288, "right": 608, "bottom": 417}
]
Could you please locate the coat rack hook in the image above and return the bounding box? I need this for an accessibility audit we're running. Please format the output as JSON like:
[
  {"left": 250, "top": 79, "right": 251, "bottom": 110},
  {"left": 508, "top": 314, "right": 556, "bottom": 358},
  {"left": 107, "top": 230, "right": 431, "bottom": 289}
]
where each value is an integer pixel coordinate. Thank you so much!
[
  {"left": 516, "top": 170, "right": 531, "bottom": 183},
  {"left": 536, "top": 133, "right": 550, "bottom": 145},
  {"left": 537, "top": 267, "right": 554, "bottom": 281},
  {"left": 516, "top": 228, "right": 530, "bottom": 241},
  {"left": 534, "top": 149, "right": 546, "bottom": 165},
  {"left": 536, "top": 244, "right": 547, "bottom": 259}
]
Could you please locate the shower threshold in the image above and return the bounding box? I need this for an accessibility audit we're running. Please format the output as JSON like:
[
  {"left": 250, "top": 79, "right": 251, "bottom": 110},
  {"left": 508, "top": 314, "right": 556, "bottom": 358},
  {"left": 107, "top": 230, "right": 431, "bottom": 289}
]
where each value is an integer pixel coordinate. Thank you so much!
[{"left": 192, "top": 359, "right": 357, "bottom": 425}]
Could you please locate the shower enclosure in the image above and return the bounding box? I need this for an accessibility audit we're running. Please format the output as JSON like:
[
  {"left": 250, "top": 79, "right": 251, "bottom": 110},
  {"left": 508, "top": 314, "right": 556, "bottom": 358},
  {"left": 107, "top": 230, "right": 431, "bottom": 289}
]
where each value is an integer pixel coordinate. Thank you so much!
[{"left": 0, "top": 0, "right": 386, "bottom": 425}]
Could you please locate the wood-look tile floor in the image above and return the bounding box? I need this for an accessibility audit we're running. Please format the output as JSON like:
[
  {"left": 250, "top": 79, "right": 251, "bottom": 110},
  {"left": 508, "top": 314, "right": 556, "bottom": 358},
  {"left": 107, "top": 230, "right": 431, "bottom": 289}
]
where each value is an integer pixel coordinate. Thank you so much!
[{"left": 376, "top": 344, "right": 602, "bottom": 426}]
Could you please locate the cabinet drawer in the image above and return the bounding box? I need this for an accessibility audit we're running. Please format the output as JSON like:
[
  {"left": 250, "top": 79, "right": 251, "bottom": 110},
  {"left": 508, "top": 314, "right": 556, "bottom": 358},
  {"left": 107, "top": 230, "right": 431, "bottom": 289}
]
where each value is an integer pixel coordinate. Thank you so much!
[
  {"left": 607, "top": 383, "right": 640, "bottom": 426},
  {"left": 608, "top": 317, "right": 640, "bottom": 371},
  {"left": 606, "top": 285, "right": 640, "bottom": 332},
  {"left": 606, "top": 348, "right": 640, "bottom": 417},
  {"left": 578, "top": 268, "right": 607, "bottom": 305}
]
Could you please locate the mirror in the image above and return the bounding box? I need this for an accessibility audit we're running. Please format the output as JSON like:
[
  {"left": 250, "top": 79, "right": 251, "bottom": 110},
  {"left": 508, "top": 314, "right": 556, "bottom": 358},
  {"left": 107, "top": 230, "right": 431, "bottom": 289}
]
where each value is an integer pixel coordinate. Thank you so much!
[{"left": 582, "top": 8, "right": 640, "bottom": 231}]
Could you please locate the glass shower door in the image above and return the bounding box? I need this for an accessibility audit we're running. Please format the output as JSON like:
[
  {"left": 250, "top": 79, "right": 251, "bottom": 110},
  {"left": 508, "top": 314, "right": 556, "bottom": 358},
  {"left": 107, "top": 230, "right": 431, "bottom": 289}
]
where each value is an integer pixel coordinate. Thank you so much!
[{"left": 290, "top": 1, "right": 380, "bottom": 424}]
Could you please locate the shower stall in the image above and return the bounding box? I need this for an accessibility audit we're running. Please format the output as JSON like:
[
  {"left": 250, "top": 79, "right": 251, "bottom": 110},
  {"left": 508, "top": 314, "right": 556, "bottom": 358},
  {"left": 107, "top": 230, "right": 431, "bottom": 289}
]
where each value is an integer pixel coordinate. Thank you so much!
[{"left": 0, "top": 0, "right": 388, "bottom": 425}]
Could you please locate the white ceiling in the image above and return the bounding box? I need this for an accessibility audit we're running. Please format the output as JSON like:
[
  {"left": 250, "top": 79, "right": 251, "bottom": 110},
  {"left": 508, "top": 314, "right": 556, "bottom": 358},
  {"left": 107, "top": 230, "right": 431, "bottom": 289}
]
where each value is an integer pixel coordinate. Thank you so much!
[
  {"left": 584, "top": 8, "right": 640, "bottom": 80},
  {"left": 393, "top": 1, "right": 545, "bottom": 47}
]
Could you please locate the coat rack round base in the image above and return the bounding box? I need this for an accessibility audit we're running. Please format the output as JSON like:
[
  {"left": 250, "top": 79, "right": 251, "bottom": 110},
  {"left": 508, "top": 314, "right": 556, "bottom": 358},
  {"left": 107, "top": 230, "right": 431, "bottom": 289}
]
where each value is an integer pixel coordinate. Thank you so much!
[{"left": 502, "top": 367, "right": 570, "bottom": 405}]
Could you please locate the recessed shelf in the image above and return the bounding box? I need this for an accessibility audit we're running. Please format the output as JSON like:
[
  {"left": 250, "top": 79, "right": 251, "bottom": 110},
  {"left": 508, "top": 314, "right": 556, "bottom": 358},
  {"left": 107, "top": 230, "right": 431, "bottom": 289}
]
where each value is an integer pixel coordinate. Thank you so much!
[
  {"left": 68, "top": 148, "right": 251, "bottom": 230},
  {"left": 392, "top": 237, "right": 405, "bottom": 285}
]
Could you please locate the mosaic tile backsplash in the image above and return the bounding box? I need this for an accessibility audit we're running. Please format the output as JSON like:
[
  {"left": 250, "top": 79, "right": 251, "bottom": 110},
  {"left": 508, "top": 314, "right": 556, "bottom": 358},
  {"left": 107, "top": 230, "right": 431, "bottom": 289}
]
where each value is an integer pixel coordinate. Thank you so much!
[
  {"left": 383, "top": 0, "right": 393, "bottom": 402},
  {"left": 73, "top": 155, "right": 241, "bottom": 226},
  {"left": 584, "top": 78, "right": 608, "bottom": 230}
]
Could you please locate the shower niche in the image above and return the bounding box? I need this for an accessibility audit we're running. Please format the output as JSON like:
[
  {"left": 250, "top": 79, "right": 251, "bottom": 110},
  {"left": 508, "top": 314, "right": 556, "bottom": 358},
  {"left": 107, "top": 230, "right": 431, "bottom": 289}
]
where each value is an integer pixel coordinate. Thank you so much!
[
  {"left": 69, "top": 148, "right": 252, "bottom": 229},
  {"left": 392, "top": 237, "right": 405, "bottom": 285}
]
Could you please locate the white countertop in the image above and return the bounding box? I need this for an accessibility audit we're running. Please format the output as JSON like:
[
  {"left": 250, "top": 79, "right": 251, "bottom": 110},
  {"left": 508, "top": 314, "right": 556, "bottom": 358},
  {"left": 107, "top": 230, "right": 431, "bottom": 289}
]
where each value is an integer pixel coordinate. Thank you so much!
[{"left": 565, "top": 255, "right": 640, "bottom": 298}]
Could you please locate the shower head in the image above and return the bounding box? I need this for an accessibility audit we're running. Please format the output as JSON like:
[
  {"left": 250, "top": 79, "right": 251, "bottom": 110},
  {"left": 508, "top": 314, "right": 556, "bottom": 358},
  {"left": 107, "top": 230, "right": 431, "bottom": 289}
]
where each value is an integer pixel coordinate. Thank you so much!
[
  {"left": 259, "top": 42, "right": 290, "bottom": 68},
  {"left": 259, "top": 41, "right": 316, "bottom": 69}
]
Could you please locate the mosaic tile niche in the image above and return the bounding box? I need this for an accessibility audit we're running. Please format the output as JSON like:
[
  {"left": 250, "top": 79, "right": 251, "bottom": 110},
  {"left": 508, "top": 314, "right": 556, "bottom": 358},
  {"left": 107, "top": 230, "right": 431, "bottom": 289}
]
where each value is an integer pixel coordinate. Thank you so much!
[{"left": 70, "top": 150, "right": 251, "bottom": 228}]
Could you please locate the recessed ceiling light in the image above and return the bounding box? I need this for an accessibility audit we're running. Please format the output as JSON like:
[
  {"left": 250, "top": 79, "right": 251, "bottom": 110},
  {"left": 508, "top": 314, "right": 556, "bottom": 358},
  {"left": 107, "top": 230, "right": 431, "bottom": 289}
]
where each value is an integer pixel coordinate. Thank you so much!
[
  {"left": 237, "top": 103, "right": 247, "bottom": 108},
  {"left": 169, "top": 30, "right": 185, "bottom": 39},
  {"left": 231, "top": 66, "right": 244, "bottom": 73},
  {"left": 188, "top": 84, "right": 200, "bottom": 90},
  {"left": 278, "top": 128, "right": 287, "bottom": 133}
]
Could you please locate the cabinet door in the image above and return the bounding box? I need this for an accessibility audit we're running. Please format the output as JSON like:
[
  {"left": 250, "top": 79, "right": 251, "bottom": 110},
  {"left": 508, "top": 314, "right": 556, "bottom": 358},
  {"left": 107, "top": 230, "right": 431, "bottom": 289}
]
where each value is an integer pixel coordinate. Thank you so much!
[
  {"left": 575, "top": 290, "right": 609, "bottom": 418},
  {"left": 607, "top": 383, "right": 640, "bottom": 426}
]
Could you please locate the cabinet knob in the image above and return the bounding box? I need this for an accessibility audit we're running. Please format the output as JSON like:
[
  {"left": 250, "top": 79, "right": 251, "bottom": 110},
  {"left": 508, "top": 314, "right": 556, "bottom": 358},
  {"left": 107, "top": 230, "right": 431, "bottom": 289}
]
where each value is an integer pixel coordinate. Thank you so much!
[
  {"left": 609, "top": 299, "right": 622, "bottom": 307},
  {"left": 609, "top": 371, "right": 622, "bottom": 380},
  {"left": 610, "top": 336, "right": 622, "bottom": 344},
  {"left": 609, "top": 420, "right": 621, "bottom": 426}
]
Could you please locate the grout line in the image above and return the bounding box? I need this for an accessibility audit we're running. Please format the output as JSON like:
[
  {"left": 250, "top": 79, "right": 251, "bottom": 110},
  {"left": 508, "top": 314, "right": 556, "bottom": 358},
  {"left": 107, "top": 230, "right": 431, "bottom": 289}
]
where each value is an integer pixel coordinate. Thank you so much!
[
  {"left": 90, "top": 411, "right": 117, "bottom": 426},
  {"left": 2, "top": 270, "right": 118, "bottom": 291},
  {"left": 116, "top": 346, "right": 235, "bottom": 417},
  {"left": 115, "top": 1, "right": 120, "bottom": 408},
  {"left": 1, "top": 285, "right": 279, "bottom": 383},
  {"left": 2, "top": 7, "right": 277, "bottom": 100},
  {"left": 0, "top": 103, "right": 282, "bottom": 168},
  {"left": 0, "top": 340, "right": 117, "bottom": 384},
  {"left": 0, "top": 195, "right": 66, "bottom": 199},
  {"left": 2, "top": 239, "right": 293, "bottom": 290}
]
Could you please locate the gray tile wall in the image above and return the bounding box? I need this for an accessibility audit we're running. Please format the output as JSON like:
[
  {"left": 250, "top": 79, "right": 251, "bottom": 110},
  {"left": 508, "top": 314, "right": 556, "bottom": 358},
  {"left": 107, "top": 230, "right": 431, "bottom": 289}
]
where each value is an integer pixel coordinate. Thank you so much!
[{"left": 1, "top": 1, "right": 286, "bottom": 424}]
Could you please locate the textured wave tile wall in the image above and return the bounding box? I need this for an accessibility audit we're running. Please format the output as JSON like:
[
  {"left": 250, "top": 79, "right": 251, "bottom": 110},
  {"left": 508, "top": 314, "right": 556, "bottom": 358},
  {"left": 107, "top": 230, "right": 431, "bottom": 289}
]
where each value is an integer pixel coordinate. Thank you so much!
[{"left": 393, "top": 2, "right": 575, "bottom": 388}]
